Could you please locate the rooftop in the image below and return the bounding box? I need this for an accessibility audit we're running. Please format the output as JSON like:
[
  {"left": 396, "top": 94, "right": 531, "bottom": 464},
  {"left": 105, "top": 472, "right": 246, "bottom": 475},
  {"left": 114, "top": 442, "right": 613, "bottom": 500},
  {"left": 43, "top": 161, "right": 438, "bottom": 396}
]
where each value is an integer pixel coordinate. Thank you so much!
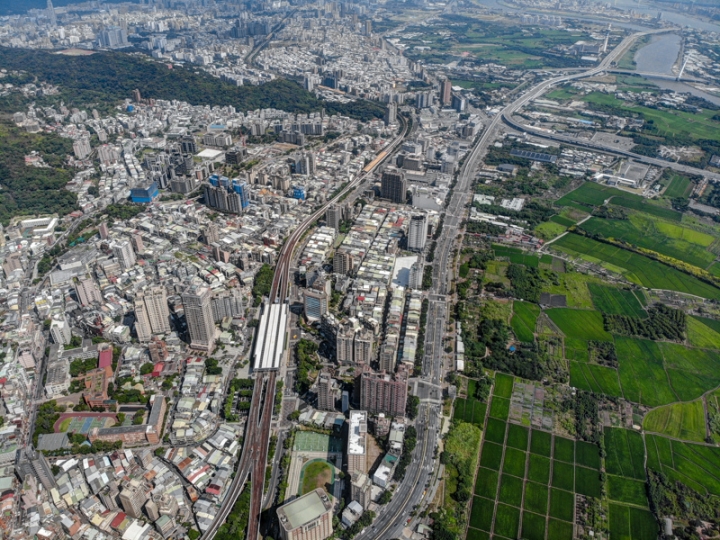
[{"left": 277, "top": 488, "right": 333, "bottom": 531}]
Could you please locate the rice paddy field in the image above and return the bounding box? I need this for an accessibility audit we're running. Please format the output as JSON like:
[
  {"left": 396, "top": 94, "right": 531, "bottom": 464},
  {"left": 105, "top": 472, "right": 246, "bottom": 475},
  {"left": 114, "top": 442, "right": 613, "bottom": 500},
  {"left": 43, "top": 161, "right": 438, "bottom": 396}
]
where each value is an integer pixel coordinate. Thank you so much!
[
  {"left": 510, "top": 301, "right": 540, "bottom": 343},
  {"left": 553, "top": 233, "right": 720, "bottom": 300},
  {"left": 578, "top": 214, "right": 716, "bottom": 269},
  {"left": 468, "top": 421, "right": 589, "bottom": 540},
  {"left": 587, "top": 283, "right": 646, "bottom": 317},
  {"left": 646, "top": 434, "right": 720, "bottom": 496},
  {"left": 643, "top": 400, "right": 707, "bottom": 443}
]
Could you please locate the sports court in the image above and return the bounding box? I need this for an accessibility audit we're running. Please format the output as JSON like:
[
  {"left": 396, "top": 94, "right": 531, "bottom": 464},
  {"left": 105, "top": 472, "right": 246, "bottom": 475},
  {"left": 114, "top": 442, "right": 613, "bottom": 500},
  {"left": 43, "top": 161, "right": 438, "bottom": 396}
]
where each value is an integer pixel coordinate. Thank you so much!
[
  {"left": 293, "top": 431, "right": 343, "bottom": 453},
  {"left": 54, "top": 413, "right": 117, "bottom": 434}
]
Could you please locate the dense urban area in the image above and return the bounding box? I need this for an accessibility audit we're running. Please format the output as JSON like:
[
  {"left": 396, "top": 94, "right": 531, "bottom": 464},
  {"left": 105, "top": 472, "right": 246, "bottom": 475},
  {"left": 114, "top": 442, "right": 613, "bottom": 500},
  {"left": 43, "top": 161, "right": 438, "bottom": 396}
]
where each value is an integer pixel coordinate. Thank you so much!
[{"left": 1, "top": 0, "right": 720, "bottom": 540}]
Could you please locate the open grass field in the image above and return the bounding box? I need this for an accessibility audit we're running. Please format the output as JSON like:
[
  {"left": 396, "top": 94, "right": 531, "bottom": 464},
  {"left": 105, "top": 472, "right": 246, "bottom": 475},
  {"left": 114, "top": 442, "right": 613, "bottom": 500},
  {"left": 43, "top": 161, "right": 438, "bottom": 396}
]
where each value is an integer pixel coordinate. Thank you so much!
[
  {"left": 553, "top": 233, "right": 720, "bottom": 300},
  {"left": 494, "top": 373, "right": 515, "bottom": 399},
  {"left": 542, "top": 272, "right": 601, "bottom": 309},
  {"left": 609, "top": 503, "right": 658, "bottom": 540},
  {"left": 530, "top": 430, "right": 552, "bottom": 457},
  {"left": 502, "top": 447, "right": 527, "bottom": 478},
  {"left": 498, "top": 473, "right": 524, "bottom": 506},
  {"left": 524, "top": 481, "right": 548, "bottom": 515},
  {"left": 569, "top": 361, "right": 623, "bottom": 397},
  {"left": 511, "top": 301, "right": 540, "bottom": 343},
  {"left": 299, "top": 459, "right": 334, "bottom": 496},
  {"left": 616, "top": 337, "right": 677, "bottom": 407},
  {"left": 605, "top": 428, "right": 646, "bottom": 480},
  {"left": 664, "top": 173, "right": 694, "bottom": 198},
  {"left": 646, "top": 434, "right": 720, "bottom": 496},
  {"left": 521, "top": 511, "right": 546, "bottom": 540},
  {"left": 485, "top": 418, "right": 507, "bottom": 444},
  {"left": 608, "top": 475, "right": 649, "bottom": 506},
  {"left": 475, "top": 468, "right": 499, "bottom": 499},
  {"left": 546, "top": 308, "right": 612, "bottom": 342},
  {"left": 588, "top": 283, "right": 646, "bottom": 317},
  {"left": 528, "top": 454, "right": 551, "bottom": 486},
  {"left": 556, "top": 182, "right": 629, "bottom": 208},
  {"left": 579, "top": 215, "right": 715, "bottom": 269},
  {"left": 687, "top": 316, "right": 720, "bottom": 349},
  {"left": 549, "top": 487, "right": 574, "bottom": 522},
  {"left": 506, "top": 423, "right": 529, "bottom": 450},
  {"left": 643, "top": 400, "right": 707, "bottom": 443},
  {"left": 535, "top": 220, "right": 567, "bottom": 240}
]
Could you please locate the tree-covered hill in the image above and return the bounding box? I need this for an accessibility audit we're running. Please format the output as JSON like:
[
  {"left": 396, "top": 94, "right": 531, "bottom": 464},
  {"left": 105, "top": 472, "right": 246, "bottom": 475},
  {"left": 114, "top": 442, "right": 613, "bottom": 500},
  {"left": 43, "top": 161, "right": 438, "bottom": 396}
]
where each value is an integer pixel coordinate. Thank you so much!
[{"left": 0, "top": 47, "right": 385, "bottom": 121}]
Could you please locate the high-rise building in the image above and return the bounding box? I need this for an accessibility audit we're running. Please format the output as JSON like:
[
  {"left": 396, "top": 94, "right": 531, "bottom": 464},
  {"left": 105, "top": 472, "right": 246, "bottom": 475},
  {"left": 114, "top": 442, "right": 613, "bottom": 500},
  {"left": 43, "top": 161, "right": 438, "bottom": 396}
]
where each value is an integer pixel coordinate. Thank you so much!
[
  {"left": 359, "top": 365, "right": 409, "bottom": 417},
  {"left": 98, "top": 26, "right": 128, "bottom": 48},
  {"left": 211, "top": 289, "right": 244, "bottom": 322},
  {"left": 131, "top": 234, "right": 145, "bottom": 255},
  {"left": 326, "top": 205, "right": 343, "bottom": 232},
  {"left": 99, "top": 486, "right": 120, "bottom": 510},
  {"left": 134, "top": 287, "right": 171, "bottom": 342},
  {"left": 409, "top": 258, "right": 424, "bottom": 290},
  {"left": 336, "top": 328, "right": 355, "bottom": 365},
  {"left": 384, "top": 102, "right": 397, "bottom": 126},
  {"left": 317, "top": 371, "right": 336, "bottom": 411},
  {"left": 112, "top": 240, "right": 136, "bottom": 271},
  {"left": 381, "top": 168, "right": 407, "bottom": 204},
  {"left": 407, "top": 214, "right": 428, "bottom": 252},
  {"left": 182, "top": 286, "right": 216, "bottom": 351},
  {"left": 350, "top": 472, "right": 372, "bottom": 509},
  {"left": 46, "top": 0, "right": 57, "bottom": 26},
  {"left": 73, "top": 138, "right": 91, "bottom": 159},
  {"left": 76, "top": 277, "right": 102, "bottom": 306},
  {"left": 98, "top": 222, "right": 109, "bottom": 240},
  {"left": 119, "top": 479, "right": 147, "bottom": 519},
  {"left": 15, "top": 447, "right": 57, "bottom": 490},
  {"left": 440, "top": 78, "right": 452, "bottom": 106},
  {"left": 304, "top": 275, "right": 330, "bottom": 322},
  {"left": 277, "top": 488, "right": 334, "bottom": 540},
  {"left": 347, "top": 411, "right": 367, "bottom": 476},
  {"left": 203, "top": 223, "right": 220, "bottom": 245},
  {"left": 333, "top": 251, "right": 353, "bottom": 276},
  {"left": 353, "top": 329, "right": 374, "bottom": 365},
  {"left": 50, "top": 316, "right": 72, "bottom": 345}
]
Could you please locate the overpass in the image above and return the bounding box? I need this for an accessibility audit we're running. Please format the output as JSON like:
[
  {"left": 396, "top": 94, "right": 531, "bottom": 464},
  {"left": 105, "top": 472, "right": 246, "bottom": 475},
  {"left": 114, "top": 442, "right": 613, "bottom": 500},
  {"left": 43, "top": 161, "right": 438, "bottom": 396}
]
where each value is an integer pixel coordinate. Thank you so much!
[{"left": 608, "top": 69, "right": 706, "bottom": 83}]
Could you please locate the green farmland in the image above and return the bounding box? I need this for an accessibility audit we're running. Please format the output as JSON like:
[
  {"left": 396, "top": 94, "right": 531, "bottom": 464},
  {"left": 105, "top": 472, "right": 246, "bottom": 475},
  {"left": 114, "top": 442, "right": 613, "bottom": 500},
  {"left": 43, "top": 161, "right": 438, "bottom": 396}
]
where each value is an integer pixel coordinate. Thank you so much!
[
  {"left": 643, "top": 400, "right": 707, "bottom": 443},
  {"left": 553, "top": 233, "right": 720, "bottom": 300}
]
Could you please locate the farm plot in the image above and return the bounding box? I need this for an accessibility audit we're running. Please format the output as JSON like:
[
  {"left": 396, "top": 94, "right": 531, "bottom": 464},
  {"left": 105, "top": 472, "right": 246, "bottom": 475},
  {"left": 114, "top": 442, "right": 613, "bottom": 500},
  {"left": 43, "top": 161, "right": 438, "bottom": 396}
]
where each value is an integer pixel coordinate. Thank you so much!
[
  {"left": 587, "top": 283, "right": 646, "bottom": 317},
  {"left": 579, "top": 215, "right": 715, "bottom": 269},
  {"left": 646, "top": 434, "right": 720, "bottom": 496},
  {"left": 687, "top": 316, "right": 720, "bottom": 349},
  {"left": 608, "top": 475, "right": 649, "bottom": 506},
  {"left": 511, "top": 301, "right": 540, "bottom": 343},
  {"left": 467, "top": 428, "right": 586, "bottom": 540},
  {"left": 643, "top": 400, "right": 707, "bottom": 443},
  {"left": 494, "top": 373, "right": 515, "bottom": 398},
  {"left": 453, "top": 397, "right": 487, "bottom": 427},
  {"left": 604, "top": 428, "right": 646, "bottom": 480},
  {"left": 616, "top": 337, "right": 677, "bottom": 407},
  {"left": 552, "top": 233, "right": 720, "bottom": 300},
  {"left": 569, "top": 361, "right": 622, "bottom": 397},
  {"left": 556, "top": 182, "right": 628, "bottom": 208},
  {"left": 609, "top": 503, "right": 658, "bottom": 540},
  {"left": 658, "top": 342, "right": 720, "bottom": 402},
  {"left": 546, "top": 308, "right": 612, "bottom": 342}
]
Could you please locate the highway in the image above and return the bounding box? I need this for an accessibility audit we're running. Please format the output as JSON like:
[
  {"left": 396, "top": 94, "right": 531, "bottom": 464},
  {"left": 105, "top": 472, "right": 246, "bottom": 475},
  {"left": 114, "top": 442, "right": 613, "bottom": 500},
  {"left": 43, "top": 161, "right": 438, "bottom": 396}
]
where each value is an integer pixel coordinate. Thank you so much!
[
  {"left": 200, "top": 117, "right": 408, "bottom": 540},
  {"left": 356, "top": 28, "right": 670, "bottom": 540}
]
